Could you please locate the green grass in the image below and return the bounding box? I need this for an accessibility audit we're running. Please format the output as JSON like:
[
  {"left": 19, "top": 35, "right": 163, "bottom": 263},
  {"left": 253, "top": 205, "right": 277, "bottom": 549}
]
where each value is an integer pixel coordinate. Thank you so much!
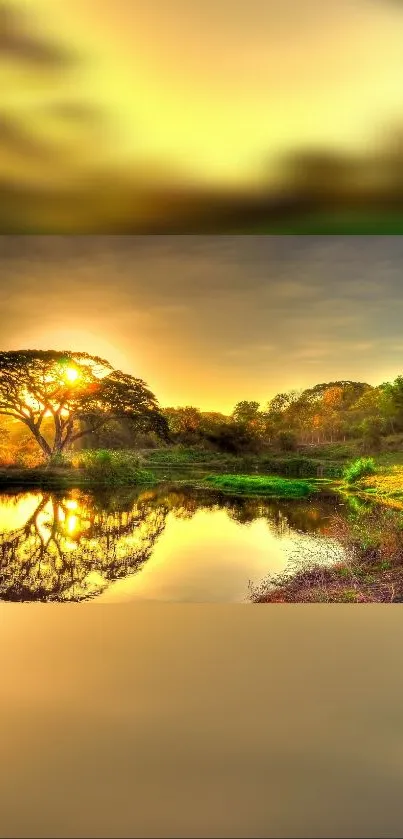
[
  {"left": 143, "top": 447, "right": 344, "bottom": 478},
  {"left": 343, "top": 457, "right": 376, "bottom": 485},
  {"left": 144, "top": 446, "right": 236, "bottom": 466},
  {"left": 301, "top": 441, "right": 361, "bottom": 460},
  {"left": 375, "top": 451, "right": 403, "bottom": 468},
  {"left": 205, "top": 474, "right": 315, "bottom": 498}
]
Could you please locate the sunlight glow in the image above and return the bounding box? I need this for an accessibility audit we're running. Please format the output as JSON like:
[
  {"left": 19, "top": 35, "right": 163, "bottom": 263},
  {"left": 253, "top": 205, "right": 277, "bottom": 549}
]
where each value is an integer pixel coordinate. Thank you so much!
[
  {"left": 66, "top": 367, "right": 79, "bottom": 383},
  {"left": 67, "top": 515, "right": 78, "bottom": 534}
]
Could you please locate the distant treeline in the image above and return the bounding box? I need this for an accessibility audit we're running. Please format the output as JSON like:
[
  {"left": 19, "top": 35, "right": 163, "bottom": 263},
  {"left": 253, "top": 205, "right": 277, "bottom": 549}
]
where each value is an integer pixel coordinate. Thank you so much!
[
  {"left": 158, "top": 377, "right": 403, "bottom": 454},
  {"left": 2, "top": 375, "right": 403, "bottom": 465}
]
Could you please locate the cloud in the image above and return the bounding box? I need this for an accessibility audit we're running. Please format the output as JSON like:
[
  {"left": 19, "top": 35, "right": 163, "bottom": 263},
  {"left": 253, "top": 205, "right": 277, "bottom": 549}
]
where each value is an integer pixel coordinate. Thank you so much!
[
  {"left": 0, "top": 2, "right": 72, "bottom": 66},
  {"left": 1, "top": 235, "right": 403, "bottom": 408}
]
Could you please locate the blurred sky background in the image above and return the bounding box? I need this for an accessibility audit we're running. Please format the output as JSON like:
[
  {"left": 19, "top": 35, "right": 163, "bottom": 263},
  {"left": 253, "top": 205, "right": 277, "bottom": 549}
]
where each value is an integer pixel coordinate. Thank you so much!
[{"left": 3, "top": 0, "right": 403, "bottom": 230}]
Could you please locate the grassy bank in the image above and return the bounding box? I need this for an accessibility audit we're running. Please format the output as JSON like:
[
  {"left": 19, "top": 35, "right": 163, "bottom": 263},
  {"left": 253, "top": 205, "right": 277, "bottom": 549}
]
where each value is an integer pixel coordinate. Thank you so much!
[
  {"left": 143, "top": 445, "right": 344, "bottom": 478},
  {"left": 0, "top": 467, "right": 157, "bottom": 489},
  {"left": 205, "top": 474, "right": 317, "bottom": 498},
  {"left": 1, "top": 441, "right": 402, "bottom": 497},
  {"left": 0, "top": 450, "right": 157, "bottom": 489},
  {"left": 251, "top": 507, "right": 403, "bottom": 603},
  {"left": 347, "top": 464, "right": 403, "bottom": 509}
]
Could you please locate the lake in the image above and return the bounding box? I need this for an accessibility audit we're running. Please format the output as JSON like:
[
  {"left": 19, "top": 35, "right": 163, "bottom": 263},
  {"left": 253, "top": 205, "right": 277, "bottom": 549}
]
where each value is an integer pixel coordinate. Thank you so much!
[{"left": 0, "top": 484, "right": 347, "bottom": 603}]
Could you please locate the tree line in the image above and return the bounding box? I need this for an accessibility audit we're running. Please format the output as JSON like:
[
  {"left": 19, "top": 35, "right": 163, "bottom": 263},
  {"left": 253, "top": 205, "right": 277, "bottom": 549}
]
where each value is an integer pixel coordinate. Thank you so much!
[
  {"left": 161, "top": 377, "right": 403, "bottom": 454},
  {"left": 1, "top": 350, "right": 403, "bottom": 464}
]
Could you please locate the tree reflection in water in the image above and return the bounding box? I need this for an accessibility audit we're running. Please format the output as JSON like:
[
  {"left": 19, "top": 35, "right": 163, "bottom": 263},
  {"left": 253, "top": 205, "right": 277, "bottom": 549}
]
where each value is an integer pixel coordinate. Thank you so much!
[
  {"left": 0, "top": 489, "right": 167, "bottom": 601},
  {"left": 0, "top": 485, "right": 342, "bottom": 602}
]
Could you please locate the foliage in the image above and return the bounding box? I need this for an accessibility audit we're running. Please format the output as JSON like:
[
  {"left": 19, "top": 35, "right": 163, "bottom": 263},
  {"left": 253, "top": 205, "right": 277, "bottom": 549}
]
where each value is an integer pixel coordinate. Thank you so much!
[
  {"left": 232, "top": 400, "right": 260, "bottom": 423},
  {"left": 275, "top": 430, "right": 298, "bottom": 452},
  {"left": 231, "top": 401, "right": 265, "bottom": 437},
  {"left": 205, "top": 474, "right": 315, "bottom": 497},
  {"left": 163, "top": 406, "right": 202, "bottom": 436},
  {"left": 2, "top": 351, "right": 403, "bottom": 469},
  {"left": 14, "top": 435, "right": 47, "bottom": 469},
  {"left": 343, "top": 457, "right": 376, "bottom": 484},
  {"left": 258, "top": 455, "right": 343, "bottom": 478},
  {"left": 206, "top": 420, "right": 261, "bottom": 454},
  {"left": 71, "top": 449, "right": 155, "bottom": 485},
  {"left": 360, "top": 417, "right": 383, "bottom": 452},
  {"left": 80, "top": 416, "right": 161, "bottom": 451},
  {"left": 0, "top": 421, "right": 11, "bottom": 466},
  {"left": 144, "top": 445, "right": 235, "bottom": 465}
]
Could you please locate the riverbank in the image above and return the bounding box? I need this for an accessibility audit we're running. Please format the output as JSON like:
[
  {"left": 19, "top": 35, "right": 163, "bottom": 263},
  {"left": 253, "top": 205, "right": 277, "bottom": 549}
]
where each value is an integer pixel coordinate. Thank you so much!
[
  {"left": 251, "top": 549, "right": 403, "bottom": 603},
  {"left": 0, "top": 465, "right": 334, "bottom": 502},
  {"left": 0, "top": 443, "right": 401, "bottom": 503},
  {"left": 351, "top": 465, "right": 403, "bottom": 509},
  {"left": 251, "top": 495, "right": 403, "bottom": 604},
  {"left": 0, "top": 466, "right": 156, "bottom": 490}
]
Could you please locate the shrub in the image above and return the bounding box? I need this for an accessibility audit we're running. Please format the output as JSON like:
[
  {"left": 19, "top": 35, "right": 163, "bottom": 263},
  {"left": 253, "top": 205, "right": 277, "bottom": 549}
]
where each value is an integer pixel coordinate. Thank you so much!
[
  {"left": 72, "top": 449, "right": 155, "bottom": 485},
  {"left": 275, "top": 430, "right": 298, "bottom": 452},
  {"left": 259, "top": 456, "right": 342, "bottom": 479},
  {"left": 343, "top": 457, "right": 376, "bottom": 484},
  {"left": 14, "top": 436, "right": 46, "bottom": 468}
]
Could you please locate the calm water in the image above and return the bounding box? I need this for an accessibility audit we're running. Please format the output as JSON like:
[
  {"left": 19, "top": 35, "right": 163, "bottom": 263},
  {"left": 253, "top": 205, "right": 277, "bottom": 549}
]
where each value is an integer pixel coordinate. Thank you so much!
[{"left": 0, "top": 484, "right": 348, "bottom": 603}]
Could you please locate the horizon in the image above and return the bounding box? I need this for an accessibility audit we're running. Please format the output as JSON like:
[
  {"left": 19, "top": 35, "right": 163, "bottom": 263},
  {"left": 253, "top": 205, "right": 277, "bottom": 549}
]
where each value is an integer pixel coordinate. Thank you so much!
[{"left": 1, "top": 235, "right": 402, "bottom": 413}]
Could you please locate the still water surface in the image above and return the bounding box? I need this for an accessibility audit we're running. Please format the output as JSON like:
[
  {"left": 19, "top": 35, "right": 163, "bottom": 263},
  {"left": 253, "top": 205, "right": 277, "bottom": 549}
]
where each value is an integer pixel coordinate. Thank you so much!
[{"left": 0, "top": 484, "right": 346, "bottom": 603}]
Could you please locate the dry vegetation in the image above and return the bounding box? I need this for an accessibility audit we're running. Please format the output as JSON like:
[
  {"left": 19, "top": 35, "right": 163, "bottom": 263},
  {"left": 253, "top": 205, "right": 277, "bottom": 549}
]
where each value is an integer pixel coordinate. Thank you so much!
[{"left": 251, "top": 508, "right": 403, "bottom": 603}]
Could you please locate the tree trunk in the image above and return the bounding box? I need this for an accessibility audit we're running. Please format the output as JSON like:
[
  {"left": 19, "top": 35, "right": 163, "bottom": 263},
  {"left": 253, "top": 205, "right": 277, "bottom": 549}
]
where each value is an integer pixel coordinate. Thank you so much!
[{"left": 25, "top": 421, "right": 52, "bottom": 460}]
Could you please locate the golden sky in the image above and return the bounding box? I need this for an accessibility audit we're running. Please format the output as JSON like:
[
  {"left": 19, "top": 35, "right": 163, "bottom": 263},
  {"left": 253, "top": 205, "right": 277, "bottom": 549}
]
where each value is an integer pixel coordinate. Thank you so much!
[
  {"left": 1, "top": 235, "right": 403, "bottom": 413},
  {"left": 14, "top": 0, "right": 403, "bottom": 186}
]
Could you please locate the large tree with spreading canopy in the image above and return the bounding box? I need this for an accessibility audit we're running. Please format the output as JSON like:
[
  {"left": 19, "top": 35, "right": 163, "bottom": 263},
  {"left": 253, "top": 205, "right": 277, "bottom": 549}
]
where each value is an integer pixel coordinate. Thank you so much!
[{"left": 0, "top": 350, "right": 168, "bottom": 460}]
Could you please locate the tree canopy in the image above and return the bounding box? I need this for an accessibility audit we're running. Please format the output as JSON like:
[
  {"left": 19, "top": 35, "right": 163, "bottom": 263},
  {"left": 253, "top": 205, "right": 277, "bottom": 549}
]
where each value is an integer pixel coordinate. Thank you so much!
[{"left": 0, "top": 350, "right": 168, "bottom": 460}]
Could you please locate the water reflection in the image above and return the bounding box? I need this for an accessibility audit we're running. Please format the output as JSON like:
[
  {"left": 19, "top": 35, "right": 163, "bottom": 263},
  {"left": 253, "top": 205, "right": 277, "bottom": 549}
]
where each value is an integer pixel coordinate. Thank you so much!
[
  {"left": 0, "top": 489, "right": 166, "bottom": 602},
  {"left": 0, "top": 486, "right": 343, "bottom": 603}
]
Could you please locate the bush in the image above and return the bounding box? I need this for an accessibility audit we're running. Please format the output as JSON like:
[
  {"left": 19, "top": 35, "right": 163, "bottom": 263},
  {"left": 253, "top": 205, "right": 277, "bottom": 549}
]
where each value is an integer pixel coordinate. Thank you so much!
[
  {"left": 275, "top": 430, "right": 297, "bottom": 452},
  {"left": 14, "top": 436, "right": 46, "bottom": 468},
  {"left": 343, "top": 457, "right": 376, "bottom": 484},
  {"left": 259, "top": 456, "right": 342, "bottom": 479},
  {"left": 72, "top": 449, "right": 155, "bottom": 485},
  {"left": 145, "top": 446, "right": 234, "bottom": 465}
]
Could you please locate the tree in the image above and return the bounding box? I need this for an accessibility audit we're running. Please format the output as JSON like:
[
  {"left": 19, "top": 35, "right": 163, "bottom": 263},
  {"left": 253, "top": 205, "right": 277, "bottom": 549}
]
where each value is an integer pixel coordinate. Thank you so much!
[
  {"left": 0, "top": 350, "right": 168, "bottom": 461},
  {"left": 380, "top": 376, "right": 403, "bottom": 431},
  {"left": 163, "top": 406, "right": 202, "bottom": 437},
  {"left": 206, "top": 420, "right": 257, "bottom": 454},
  {"left": 275, "top": 429, "right": 298, "bottom": 452},
  {"left": 232, "top": 400, "right": 260, "bottom": 425},
  {"left": 265, "top": 390, "right": 302, "bottom": 442},
  {"left": 231, "top": 400, "right": 268, "bottom": 444},
  {"left": 199, "top": 411, "right": 230, "bottom": 435},
  {"left": 360, "top": 417, "right": 383, "bottom": 453},
  {"left": 291, "top": 381, "right": 372, "bottom": 444}
]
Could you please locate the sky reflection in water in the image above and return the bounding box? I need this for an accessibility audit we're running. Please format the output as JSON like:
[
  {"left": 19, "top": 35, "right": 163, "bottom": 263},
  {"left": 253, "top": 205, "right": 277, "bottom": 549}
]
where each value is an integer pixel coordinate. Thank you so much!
[{"left": 0, "top": 485, "right": 345, "bottom": 603}]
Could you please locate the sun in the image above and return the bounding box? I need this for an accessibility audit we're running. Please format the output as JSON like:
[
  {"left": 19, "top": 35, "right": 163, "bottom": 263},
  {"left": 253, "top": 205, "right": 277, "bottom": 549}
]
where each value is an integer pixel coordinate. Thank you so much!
[{"left": 66, "top": 367, "right": 79, "bottom": 383}]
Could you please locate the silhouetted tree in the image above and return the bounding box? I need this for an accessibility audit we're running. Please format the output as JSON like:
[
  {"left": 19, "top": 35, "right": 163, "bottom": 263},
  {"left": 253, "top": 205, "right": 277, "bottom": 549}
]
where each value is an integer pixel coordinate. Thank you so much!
[{"left": 0, "top": 350, "right": 168, "bottom": 461}]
